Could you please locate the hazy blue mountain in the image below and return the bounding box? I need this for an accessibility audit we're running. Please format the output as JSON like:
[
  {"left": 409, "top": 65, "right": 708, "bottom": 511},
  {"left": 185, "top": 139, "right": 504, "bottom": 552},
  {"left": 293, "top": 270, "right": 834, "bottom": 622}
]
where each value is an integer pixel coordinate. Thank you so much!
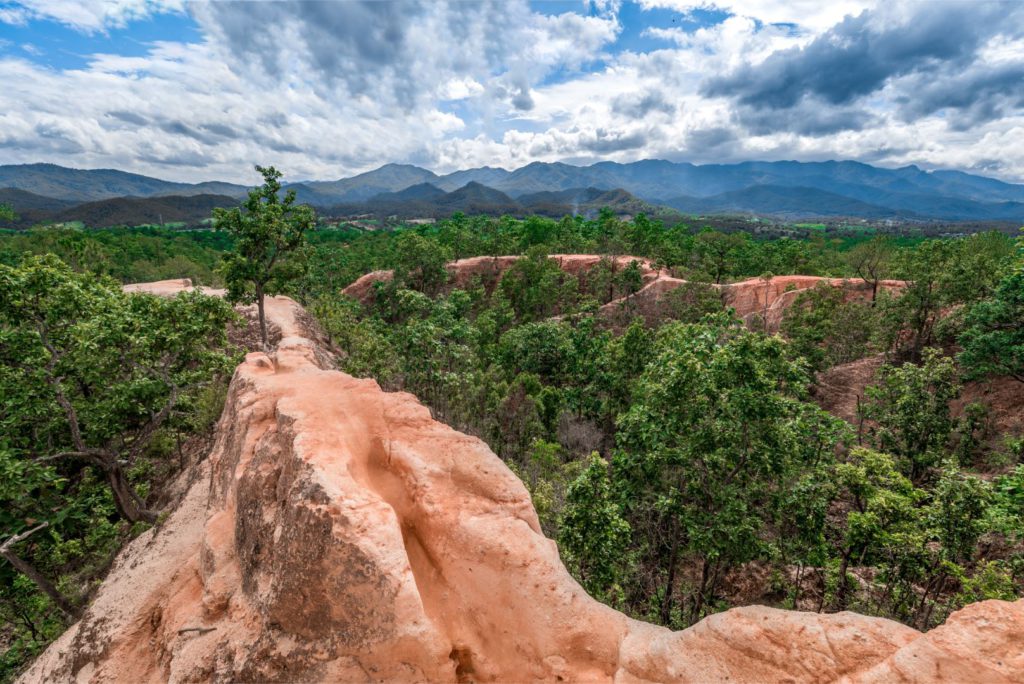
[
  {"left": 5, "top": 159, "right": 1024, "bottom": 221},
  {"left": 295, "top": 163, "right": 440, "bottom": 203},
  {"left": 665, "top": 185, "right": 909, "bottom": 219},
  {"left": 371, "top": 182, "right": 447, "bottom": 202},
  {"left": 0, "top": 163, "right": 247, "bottom": 202},
  {"left": 433, "top": 182, "right": 520, "bottom": 214},
  {"left": 436, "top": 166, "right": 512, "bottom": 191}
]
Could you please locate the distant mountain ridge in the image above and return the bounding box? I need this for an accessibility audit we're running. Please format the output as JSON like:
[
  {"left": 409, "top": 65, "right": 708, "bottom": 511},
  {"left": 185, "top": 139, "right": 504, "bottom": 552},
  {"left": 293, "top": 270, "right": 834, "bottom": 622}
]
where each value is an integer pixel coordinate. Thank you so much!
[
  {"left": 2, "top": 159, "right": 1024, "bottom": 221},
  {"left": 0, "top": 163, "right": 248, "bottom": 202}
]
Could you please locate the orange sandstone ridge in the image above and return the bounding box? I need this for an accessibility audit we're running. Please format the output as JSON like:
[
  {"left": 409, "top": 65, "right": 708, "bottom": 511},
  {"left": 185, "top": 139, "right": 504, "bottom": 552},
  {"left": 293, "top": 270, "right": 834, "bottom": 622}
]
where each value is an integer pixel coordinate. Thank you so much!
[
  {"left": 19, "top": 279, "right": 1023, "bottom": 683},
  {"left": 341, "top": 254, "right": 905, "bottom": 331}
]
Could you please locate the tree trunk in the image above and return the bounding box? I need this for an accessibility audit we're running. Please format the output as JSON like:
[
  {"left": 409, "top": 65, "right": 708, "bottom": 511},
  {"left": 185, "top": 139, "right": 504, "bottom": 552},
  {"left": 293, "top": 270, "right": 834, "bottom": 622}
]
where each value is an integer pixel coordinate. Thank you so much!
[
  {"left": 691, "top": 557, "right": 713, "bottom": 624},
  {"left": 834, "top": 548, "right": 852, "bottom": 611},
  {"left": 659, "top": 535, "right": 680, "bottom": 625},
  {"left": 106, "top": 463, "right": 157, "bottom": 524},
  {"left": 0, "top": 548, "right": 80, "bottom": 619},
  {"left": 256, "top": 282, "right": 269, "bottom": 351}
]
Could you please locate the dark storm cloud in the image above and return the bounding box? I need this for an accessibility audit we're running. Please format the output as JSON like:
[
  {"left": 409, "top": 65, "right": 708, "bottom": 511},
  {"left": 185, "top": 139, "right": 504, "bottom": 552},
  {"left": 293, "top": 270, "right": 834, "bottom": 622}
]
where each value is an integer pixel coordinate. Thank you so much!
[
  {"left": 684, "top": 126, "right": 736, "bottom": 152},
  {"left": 611, "top": 90, "right": 676, "bottom": 119},
  {"left": 702, "top": 2, "right": 1014, "bottom": 109},
  {"left": 198, "top": 0, "right": 550, "bottom": 113},
  {"left": 580, "top": 129, "right": 647, "bottom": 153},
  {"left": 159, "top": 120, "right": 211, "bottom": 143},
  {"left": 896, "top": 63, "right": 1024, "bottom": 129},
  {"left": 204, "top": 1, "right": 417, "bottom": 103},
  {"left": 735, "top": 102, "right": 875, "bottom": 136}
]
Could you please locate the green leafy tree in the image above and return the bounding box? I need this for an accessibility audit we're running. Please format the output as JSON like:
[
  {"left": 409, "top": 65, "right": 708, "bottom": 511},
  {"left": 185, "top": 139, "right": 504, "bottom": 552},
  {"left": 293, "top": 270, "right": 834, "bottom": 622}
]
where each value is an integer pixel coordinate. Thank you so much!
[
  {"left": 559, "top": 453, "right": 630, "bottom": 601},
  {"left": 959, "top": 270, "right": 1024, "bottom": 383},
  {"left": 393, "top": 230, "right": 452, "bottom": 296},
  {"left": 0, "top": 255, "right": 235, "bottom": 523},
  {"left": 214, "top": 165, "right": 316, "bottom": 348},
  {"left": 845, "top": 237, "right": 893, "bottom": 304},
  {"left": 0, "top": 203, "right": 16, "bottom": 224},
  {"left": 861, "top": 350, "right": 960, "bottom": 482},
  {"left": 693, "top": 231, "right": 746, "bottom": 284},
  {"left": 830, "top": 447, "right": 920, "bottom": 610},
  {"left": 0, "top": 256, "right": 235, "bottom": 654},
  {"left": 781, "top": 284, "right": 879, "bottom": 371},
  {"left": 613, "top": 313, "right": 844, "bottom": 624}
]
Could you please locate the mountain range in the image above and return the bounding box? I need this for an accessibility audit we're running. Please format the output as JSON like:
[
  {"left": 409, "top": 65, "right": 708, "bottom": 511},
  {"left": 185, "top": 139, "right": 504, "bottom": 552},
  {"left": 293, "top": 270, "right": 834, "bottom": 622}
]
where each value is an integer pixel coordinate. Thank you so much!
[{"left": 2, "top": 159, "right": 1024, "bottom": 225}]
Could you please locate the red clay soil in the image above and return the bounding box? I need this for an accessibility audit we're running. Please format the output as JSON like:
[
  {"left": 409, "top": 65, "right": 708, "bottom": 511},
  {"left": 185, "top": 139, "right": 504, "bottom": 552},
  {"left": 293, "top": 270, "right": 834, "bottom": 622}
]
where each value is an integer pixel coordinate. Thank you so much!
[
  {"left": 342, "top": 255, "right": 904, "bottom": 332},
  {"left": 19, "top": 280, "right": 1024, "bottom": 684}
]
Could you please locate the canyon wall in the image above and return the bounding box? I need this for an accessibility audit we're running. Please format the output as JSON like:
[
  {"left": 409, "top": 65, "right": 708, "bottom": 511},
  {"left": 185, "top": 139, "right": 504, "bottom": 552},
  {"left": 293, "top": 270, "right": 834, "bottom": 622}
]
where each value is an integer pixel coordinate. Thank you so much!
[
  {"left": 19, "top": 281, "right": 1022, "bottom": 683},
  {"left": 341, "top": 255, "right": 904, "bottom": 331}
]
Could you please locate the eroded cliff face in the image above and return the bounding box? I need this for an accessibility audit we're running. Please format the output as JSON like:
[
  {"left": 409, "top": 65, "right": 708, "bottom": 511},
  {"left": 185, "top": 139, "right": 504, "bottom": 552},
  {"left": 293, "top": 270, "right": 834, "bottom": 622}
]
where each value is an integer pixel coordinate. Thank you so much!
[
  {"left": 341, "top": 255, "right": 905, "bottom": 331},
  {"left": 20, "top": 282, "right": 1023, "bottom": 684}
]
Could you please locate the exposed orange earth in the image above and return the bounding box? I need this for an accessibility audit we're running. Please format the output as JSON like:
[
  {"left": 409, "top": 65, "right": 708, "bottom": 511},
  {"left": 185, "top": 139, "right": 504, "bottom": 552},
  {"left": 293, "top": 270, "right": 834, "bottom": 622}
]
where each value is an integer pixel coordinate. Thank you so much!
[
  {"left": 341, "top": 254, "right": 905, "bottom": 331},
  {"left": 19, "top": 279, "right": 1023, "bottom": 683}
]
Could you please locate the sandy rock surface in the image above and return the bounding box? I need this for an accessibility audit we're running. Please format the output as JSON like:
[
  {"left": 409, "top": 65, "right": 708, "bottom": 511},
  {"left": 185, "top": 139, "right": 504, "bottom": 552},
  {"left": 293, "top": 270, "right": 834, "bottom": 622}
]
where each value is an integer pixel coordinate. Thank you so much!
[{"left": 19, "top": 279, "right": 1022, "bottom": 683}]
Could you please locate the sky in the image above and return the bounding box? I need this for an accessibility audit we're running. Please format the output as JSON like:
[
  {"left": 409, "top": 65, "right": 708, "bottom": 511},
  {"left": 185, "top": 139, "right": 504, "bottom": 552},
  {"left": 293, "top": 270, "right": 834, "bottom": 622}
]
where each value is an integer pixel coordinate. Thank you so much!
[{"left": 1, "top": 0, "right": 1022, "bottom": 184}]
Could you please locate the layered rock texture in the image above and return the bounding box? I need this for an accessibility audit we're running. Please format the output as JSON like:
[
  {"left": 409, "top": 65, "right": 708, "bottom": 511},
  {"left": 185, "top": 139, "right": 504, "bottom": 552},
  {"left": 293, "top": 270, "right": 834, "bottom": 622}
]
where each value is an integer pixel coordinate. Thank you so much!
[
  {"left": 341, "top": 254, "right": 904, "bottom": 331},
  {"left": 20, "top": 280, "right": 1023, "bottom": 683}
]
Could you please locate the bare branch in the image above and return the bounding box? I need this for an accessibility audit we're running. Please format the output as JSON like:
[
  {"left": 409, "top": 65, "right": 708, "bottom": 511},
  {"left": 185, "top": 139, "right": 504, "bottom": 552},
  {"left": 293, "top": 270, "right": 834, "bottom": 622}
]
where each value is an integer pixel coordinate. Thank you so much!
[{"left": 0, "top": 522, "right": 49, "bottom": 554}]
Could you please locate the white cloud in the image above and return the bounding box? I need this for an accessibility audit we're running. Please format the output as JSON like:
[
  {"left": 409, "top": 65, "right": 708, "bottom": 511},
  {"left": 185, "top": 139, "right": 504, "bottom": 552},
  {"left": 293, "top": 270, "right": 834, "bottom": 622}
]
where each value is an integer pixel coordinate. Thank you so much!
[
  {"left": 0, "top": 0, "right": 1022, "bottom": 183},
  {"left": 1, "top": 0, "right": 184, "bottom": 33},
  {"left": 638, "top": 0, "right": 876, "bottom": 32}
]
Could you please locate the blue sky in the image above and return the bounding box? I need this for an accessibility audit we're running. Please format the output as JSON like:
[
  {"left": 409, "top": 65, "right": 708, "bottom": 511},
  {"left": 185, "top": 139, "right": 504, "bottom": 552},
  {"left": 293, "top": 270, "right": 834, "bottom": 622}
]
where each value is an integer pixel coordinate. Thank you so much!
[{"left": 1, "top": 1, "right": 1022, "bottom": 184}]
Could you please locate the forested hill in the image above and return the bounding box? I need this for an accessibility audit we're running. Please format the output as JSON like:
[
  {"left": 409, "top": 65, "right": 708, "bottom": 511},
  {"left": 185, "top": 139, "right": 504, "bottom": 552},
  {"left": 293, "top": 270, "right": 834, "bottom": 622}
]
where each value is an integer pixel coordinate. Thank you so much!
[{"left": 4, "top": 159, "right": 1024, "bottom": 221}]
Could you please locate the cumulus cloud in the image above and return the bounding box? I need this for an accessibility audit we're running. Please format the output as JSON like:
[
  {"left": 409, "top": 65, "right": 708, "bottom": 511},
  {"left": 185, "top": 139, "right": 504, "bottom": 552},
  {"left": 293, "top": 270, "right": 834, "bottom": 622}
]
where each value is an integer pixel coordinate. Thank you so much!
[
  {"left": 193, "top": 1, "right": 618, "bottom": 112},
  {"left": 0, "top": 0, "right": 1023, "bottom": 182},
  {"left": 702, "top": 2, "right": 1017, "bottom": 109}
]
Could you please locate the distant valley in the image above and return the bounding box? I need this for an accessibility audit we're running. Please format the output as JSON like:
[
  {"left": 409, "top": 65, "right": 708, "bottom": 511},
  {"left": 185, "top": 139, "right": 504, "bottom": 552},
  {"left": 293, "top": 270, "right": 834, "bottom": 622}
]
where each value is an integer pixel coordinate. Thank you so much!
[{"left": 2, "top": 159, "right": 1024, "bottom": 227}]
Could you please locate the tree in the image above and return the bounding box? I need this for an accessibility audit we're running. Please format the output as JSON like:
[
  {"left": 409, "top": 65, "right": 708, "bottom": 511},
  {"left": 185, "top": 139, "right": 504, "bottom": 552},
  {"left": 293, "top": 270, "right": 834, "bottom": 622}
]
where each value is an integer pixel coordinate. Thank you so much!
[
  {"left": 781, "top": 284, "right": 879, "bottom": 371},
  {"left": 959, "top": 270, "right": 1024, "bottom": 383},
  {"left": 214, "top": 165, "right": 316, "bottom": 349},
  {"left": 393, "top": 231, "right": 452, "bottom": 296},
  {"left": 879, "top": 240, "right": 952, "bottom": 361},
  {"left": 559, "top": 453, "right": 630, "bottom": 601},
  {"left": 830, "top": 447, "right": 920, "bottom": 611},
  {"left": 613, "top": 313, "right": 844, "bottom": 624},
  {"left": 0, "top": 255, "right": 235, "bottom": 523},
  {"left": 693, "top": 231, "right": 745, "bottom": 284},
  {"left": 845, "top": 237, "right": 893, "bottom": 304},
  {"left": 0, "top": 203, "right": 15, "bottom": 224},
  {"left": 861, "top": 350, "right": 960, "bottom": 483}
]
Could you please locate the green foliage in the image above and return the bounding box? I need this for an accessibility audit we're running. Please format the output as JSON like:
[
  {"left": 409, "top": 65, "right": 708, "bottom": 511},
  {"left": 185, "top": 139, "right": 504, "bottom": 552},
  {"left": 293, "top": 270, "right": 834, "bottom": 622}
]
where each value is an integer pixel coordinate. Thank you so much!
[
  {"left": 781, "top": 284, "right": 880, "bottom": 371},
  {"left": 393, "top": 231, "right": 452, "bottom": 295},
  {"left": 0, "top": 255, "right": 237, "bottom": 678},
  {"left": 214, "top": 165, "right": 316, "bottom": 347},
  {"left": 0, "top": 254, "right": 236, "bottom": 520},
  {"left": 559, "top": 453, "right": 630, "bottom": 601},
  {"left": 613, "top": 313, "right": 845, "bottom": 624},
  {"left": 959, "top": 269, "right": 1024, "bottom": 383},
  {"left": 861, "top": 350, "right": 960, "bottom": 482},
  {"left": 693, "top": 230, "right": 747, "bottom": 283},
  {"left": 500, "top": 247, "right": 580, "bottom": 321}
]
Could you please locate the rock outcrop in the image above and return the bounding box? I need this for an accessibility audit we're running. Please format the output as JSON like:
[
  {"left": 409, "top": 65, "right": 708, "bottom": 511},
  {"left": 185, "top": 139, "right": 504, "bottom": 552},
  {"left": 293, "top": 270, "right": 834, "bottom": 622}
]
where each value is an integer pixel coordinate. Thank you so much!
[
  {"left": 20, "top": 281, "right": 1023, "bottom": 683},
  {"left": 341, "top": 255, "right": 904, "bottom": 331}
]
